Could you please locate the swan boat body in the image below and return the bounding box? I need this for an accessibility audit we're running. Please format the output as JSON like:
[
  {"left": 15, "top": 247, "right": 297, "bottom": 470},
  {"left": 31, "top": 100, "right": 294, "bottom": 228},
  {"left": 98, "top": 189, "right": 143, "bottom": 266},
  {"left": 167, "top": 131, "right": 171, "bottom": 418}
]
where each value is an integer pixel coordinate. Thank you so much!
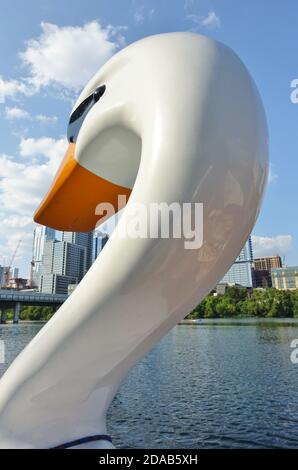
[{"left": 0, "top": 33, "right": 268, "bottom": 448}]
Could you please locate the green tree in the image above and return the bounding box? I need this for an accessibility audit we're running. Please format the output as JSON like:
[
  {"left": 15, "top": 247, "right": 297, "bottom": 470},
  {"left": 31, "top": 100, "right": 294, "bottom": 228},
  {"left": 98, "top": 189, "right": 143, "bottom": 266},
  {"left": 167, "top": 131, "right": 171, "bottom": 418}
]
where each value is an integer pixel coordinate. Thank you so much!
[
  {"left": 185, "top": 287, "right": 297, "bottom": 319},
  {"left": 215, "top": 296, "right": 237, "bottom": 317},
  {"left": 293, "top": 290, "right": 298, "bottom": 317},
  {"left": 225, "top": 285, "right": 247, "bottom": 303},
  {"left": 268, "top": 290, "right": 293, "bottom": 317},
  {"left": 204, "top": 295, "right": 221, "bottom": 318},
  {"left": 186, "top": 301, "right": 205, "bottom": 319},
  {"left": 20, "top": 306, "right": 55, "bottom": 321}
]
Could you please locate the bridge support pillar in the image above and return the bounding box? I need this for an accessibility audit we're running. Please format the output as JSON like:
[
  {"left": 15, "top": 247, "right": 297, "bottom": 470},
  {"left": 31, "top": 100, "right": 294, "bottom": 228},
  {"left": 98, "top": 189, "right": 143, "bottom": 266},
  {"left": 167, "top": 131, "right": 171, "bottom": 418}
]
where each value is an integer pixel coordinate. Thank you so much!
[
  {"left": 0, "top": 309, "right": 7, "bottom": 324},
  {"left": 13, "top": 302, "right": 21, "bottom": 324}
]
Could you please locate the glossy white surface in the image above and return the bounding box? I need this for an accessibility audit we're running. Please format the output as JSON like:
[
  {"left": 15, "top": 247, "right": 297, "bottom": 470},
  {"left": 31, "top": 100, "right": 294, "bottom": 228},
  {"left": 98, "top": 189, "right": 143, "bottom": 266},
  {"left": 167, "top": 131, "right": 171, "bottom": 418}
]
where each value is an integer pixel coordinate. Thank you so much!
[{"left": 0, "top": 33, "right": 268, "bottom": 448}]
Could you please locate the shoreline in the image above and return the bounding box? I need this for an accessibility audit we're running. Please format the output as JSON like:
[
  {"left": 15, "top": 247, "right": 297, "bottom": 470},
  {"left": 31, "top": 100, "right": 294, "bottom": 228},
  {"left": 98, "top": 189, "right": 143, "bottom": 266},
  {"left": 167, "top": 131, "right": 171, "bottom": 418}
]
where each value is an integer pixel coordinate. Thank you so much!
[
  {"left": 179, "top": 317, "right": 298, "bottom": 324},
  {"left": 1, "top": 318, "right": 298, "bottom": 326}
]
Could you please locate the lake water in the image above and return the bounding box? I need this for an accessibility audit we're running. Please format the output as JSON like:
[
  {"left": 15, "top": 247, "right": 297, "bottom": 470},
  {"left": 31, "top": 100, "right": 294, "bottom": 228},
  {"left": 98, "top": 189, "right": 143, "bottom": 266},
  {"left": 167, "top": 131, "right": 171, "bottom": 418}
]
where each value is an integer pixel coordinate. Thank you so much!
[{"left": 0, "top": 319, "right": 298, "bottom": 448}]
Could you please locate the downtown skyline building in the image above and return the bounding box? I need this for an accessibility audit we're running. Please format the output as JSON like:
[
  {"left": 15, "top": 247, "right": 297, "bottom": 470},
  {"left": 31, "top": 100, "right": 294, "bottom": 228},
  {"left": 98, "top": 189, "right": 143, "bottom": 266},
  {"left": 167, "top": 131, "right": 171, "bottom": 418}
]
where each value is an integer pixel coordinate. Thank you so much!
[
  {"left": 39, "top": 238, "right": 87, "bottom": 294},
  {"left": 253, "top": 255, "right": 282, "bottom": 271},
  {"left": 221, "top": 236, "right": 254, "bottom": 288},
  {"left": 38, "top": 230, "right": 97, "bottom": 294},
  {"left": 92, "top": 232, "right": 109, "bottom": 263},
  {"left": 32, "top": 225, "right": 56, "bottom": 288},
  {"left": 271, "top": 266, "right": 298, "bottom": 290},
  {"left": 0, "top": 266, "right": 3, "bottom": 286},
  {"left": 62, "top": 231, "right": 93, "bottom": 271},
  {"left": 252, "top": 255, "right": 282, "bottom": 288}
]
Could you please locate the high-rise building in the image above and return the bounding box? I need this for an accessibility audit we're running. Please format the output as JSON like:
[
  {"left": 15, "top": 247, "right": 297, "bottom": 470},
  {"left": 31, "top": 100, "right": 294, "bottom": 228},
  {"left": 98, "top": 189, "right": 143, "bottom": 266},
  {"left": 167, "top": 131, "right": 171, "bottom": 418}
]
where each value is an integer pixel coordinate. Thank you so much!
[
  {"left": 62, "top": 231, "right": 93, "bottom": 272},
  {"left": 252, "top": 255, "right": 282, "bottom": 288},
  {"left": 271, "top": 266, "right": 298, "bottom": 290},
  {"left": 254, "top": 255, "right": 282, "bottom": 271},
  {"left": 43, "top": 240, "right": 87, "bottom": 279},
  {"left": 0, "top": 266, "right": 4, "bottom": 286},
  {"left": 92, "top": 232, "right": 109, "bottom": 262},
  {"left": 39, "top": 239, "right": 87, "bottom": 294},
  {"left": 40, "top": 274, "right": 77, "bottom": 295},
  {"left": 32, "top": 225, "right": 56, "bottom": 287},
  {"left": 221, "top": 237, "right": 254, "bottom": 287},
  {"left": 253, "top": 269, "right": 272, "bottom": 288}
]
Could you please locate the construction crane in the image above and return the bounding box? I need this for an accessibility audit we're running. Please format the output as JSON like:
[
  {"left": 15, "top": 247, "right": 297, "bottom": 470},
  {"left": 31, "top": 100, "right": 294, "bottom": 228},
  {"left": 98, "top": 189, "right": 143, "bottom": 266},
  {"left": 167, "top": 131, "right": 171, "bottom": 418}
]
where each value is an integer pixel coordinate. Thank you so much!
[{"left": 2, "top": 240, "right": 21, "bottom": 288}]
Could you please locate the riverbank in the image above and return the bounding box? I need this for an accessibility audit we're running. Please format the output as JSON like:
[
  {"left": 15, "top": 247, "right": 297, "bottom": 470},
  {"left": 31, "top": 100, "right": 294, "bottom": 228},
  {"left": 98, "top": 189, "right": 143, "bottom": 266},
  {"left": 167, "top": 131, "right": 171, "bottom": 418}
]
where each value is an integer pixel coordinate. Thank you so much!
[{"left": 180, "top": 317, "right": 298, "bottom": 325}]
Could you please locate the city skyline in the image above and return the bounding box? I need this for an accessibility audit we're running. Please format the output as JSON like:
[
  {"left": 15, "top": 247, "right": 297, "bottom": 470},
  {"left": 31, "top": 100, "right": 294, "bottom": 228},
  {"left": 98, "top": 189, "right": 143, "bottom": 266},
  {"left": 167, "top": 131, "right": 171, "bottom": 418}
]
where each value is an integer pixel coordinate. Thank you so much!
[
  {"left": 1, "top": 228, "right": 287, "bottom": 291},
  {"left": 36, "top": 229, "right": 106, "bottom": 294}
]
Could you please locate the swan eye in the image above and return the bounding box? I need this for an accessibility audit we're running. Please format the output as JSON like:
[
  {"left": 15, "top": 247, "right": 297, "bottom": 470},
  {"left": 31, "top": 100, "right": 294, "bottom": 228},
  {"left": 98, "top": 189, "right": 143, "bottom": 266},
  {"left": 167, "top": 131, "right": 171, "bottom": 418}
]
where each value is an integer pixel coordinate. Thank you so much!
[
  {"left": 67, "top": 84, "right": 106, "bottom": 143},
  {"left": 93, "top": 84, "right": 106, "bottom": 102}
]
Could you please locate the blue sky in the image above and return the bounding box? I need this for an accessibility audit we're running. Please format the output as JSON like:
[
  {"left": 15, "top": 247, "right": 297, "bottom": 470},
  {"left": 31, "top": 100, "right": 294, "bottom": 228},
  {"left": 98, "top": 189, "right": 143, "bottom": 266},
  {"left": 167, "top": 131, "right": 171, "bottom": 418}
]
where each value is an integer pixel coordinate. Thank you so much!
[{"left": 0, "top": 0, "right": 297, "bottom": 276}]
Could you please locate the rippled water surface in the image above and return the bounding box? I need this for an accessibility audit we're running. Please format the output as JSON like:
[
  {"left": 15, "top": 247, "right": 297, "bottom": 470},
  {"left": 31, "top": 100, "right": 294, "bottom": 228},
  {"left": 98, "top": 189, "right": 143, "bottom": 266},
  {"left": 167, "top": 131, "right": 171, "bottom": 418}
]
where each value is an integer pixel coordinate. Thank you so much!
[{"left": 1, "top": 319, "right": 298, "bottom": 448}]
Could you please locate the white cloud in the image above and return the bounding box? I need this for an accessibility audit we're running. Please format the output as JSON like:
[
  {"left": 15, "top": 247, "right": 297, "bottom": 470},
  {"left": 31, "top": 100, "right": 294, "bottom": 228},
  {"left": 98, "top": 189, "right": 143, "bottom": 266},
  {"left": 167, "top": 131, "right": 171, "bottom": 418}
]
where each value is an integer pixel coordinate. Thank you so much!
[
  {"left": 4, "top": 107, "right": 58, "bottom": 123},
  {"left": 19, "top": 136, "right": 66, "bottom": 166},
  {"left": 133, "top": 5, "right": 155, "bottom": 25},
  {"left": 187, "top": 10, "right": 220, "bottom": 30},
  {"left": 0, "top": 76, "right": 33, "bottom": 103},
  {"left": 0, "top": 20, "right": 126, "bottom": 105},
  {"left": 0, "top": 231, "right": 33, "bottom": 269},
  {"left": 0, "top": 154, "right": 25, "bottom": 178},
  {"left": 0, "top": 137, "right": 66, "bottom": 216},
  {"left": 20, "top": 21, "right": 126, "bottom": 91},
  {"left": 35, "top": 114, "right": 58, "bottom": 123},
  {"left": 5, "top": 106, "right": 29, "bottom": 120},
  {"left": 134, "top": 12, "right": 145, "bottom": 25},
  {"left": 0, "top": 137, "right": 67, "bottom": 275},
  {"left": 252, "top": 235, "right": 293, "bottom": 258},
  {"left": 201, "top": 11, "right": 220, "bottom": 28},
  {"left": 0, "top": 215, "right": 32, "bottom": 229}
]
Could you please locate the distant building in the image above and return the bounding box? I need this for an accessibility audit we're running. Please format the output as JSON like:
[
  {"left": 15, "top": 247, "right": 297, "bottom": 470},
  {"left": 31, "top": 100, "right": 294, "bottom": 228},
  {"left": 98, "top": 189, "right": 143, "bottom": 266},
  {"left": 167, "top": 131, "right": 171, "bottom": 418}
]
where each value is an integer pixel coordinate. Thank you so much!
[
  {"left": 0, "top": 266, "right": 19, "bottom": 287},
  {"left": 32, "top": 225, "right": 56, "bottom": 287},
  {"left": 8, "top": 277, "right": 28, "bottom": 290},
  {"left": 271, "top": 266, "right": 298, "bottom": 290},
  {"left": 253, "top": 255, "right": 282, "bottom": 288},
  {"left": 92, "top": 232, "right": 109, "bottom": 262},
  {"left": 216, "top": 283, "right": 252, "bottom": 295},
  {"left": 68, "top": 283, "right": 78, "bottom": 296},
  {"left": 40, "top": 274, "right": 77, "bottom": 295},
  {"left": 62, "top": 231, "right": 93, "bottom": 271},
  {"left": 253, "top": 269, "right": 272, "bottom": 288},
  {"left": 40, "top": 239, "right": 87, "bottom": 294},
  {"left": 254, "top": 255, "right": 282, "bottom": 271},
  {"left": 221, "top": 237, "right": 253, "bottom": 287}
]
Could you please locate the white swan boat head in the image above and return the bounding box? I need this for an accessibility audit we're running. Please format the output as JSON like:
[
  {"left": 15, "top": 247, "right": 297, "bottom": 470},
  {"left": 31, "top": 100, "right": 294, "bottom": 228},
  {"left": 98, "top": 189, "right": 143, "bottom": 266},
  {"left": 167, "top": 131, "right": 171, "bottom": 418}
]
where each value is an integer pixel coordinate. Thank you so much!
[{"left": 0, "top": 32, "right": 268, "bottom": 448}]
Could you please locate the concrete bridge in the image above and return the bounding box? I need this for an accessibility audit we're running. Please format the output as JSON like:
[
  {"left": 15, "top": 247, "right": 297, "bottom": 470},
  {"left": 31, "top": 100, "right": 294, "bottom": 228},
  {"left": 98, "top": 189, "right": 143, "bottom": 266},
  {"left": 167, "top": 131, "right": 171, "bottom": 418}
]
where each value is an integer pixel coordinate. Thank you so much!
[{"left": 0, "top": 290, "right": 67, "bottom": 324}]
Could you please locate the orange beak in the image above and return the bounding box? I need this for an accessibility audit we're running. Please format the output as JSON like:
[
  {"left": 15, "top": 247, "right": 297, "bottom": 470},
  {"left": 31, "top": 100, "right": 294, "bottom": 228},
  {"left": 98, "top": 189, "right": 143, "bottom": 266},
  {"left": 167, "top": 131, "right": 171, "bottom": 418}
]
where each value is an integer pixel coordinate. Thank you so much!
[{"left": 34, "top": 143, "right": 131, "bottom": 232}]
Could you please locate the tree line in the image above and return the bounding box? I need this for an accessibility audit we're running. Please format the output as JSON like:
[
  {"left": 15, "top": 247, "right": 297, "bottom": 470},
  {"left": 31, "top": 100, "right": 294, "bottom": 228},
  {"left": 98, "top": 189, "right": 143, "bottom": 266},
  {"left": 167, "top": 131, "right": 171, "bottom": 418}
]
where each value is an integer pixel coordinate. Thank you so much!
[
  {"left": 186, "top": 287, "right": 298, "bottom": 319},
  {"left": 5, "top": 306, "right": 55, "bottom": 322}
]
